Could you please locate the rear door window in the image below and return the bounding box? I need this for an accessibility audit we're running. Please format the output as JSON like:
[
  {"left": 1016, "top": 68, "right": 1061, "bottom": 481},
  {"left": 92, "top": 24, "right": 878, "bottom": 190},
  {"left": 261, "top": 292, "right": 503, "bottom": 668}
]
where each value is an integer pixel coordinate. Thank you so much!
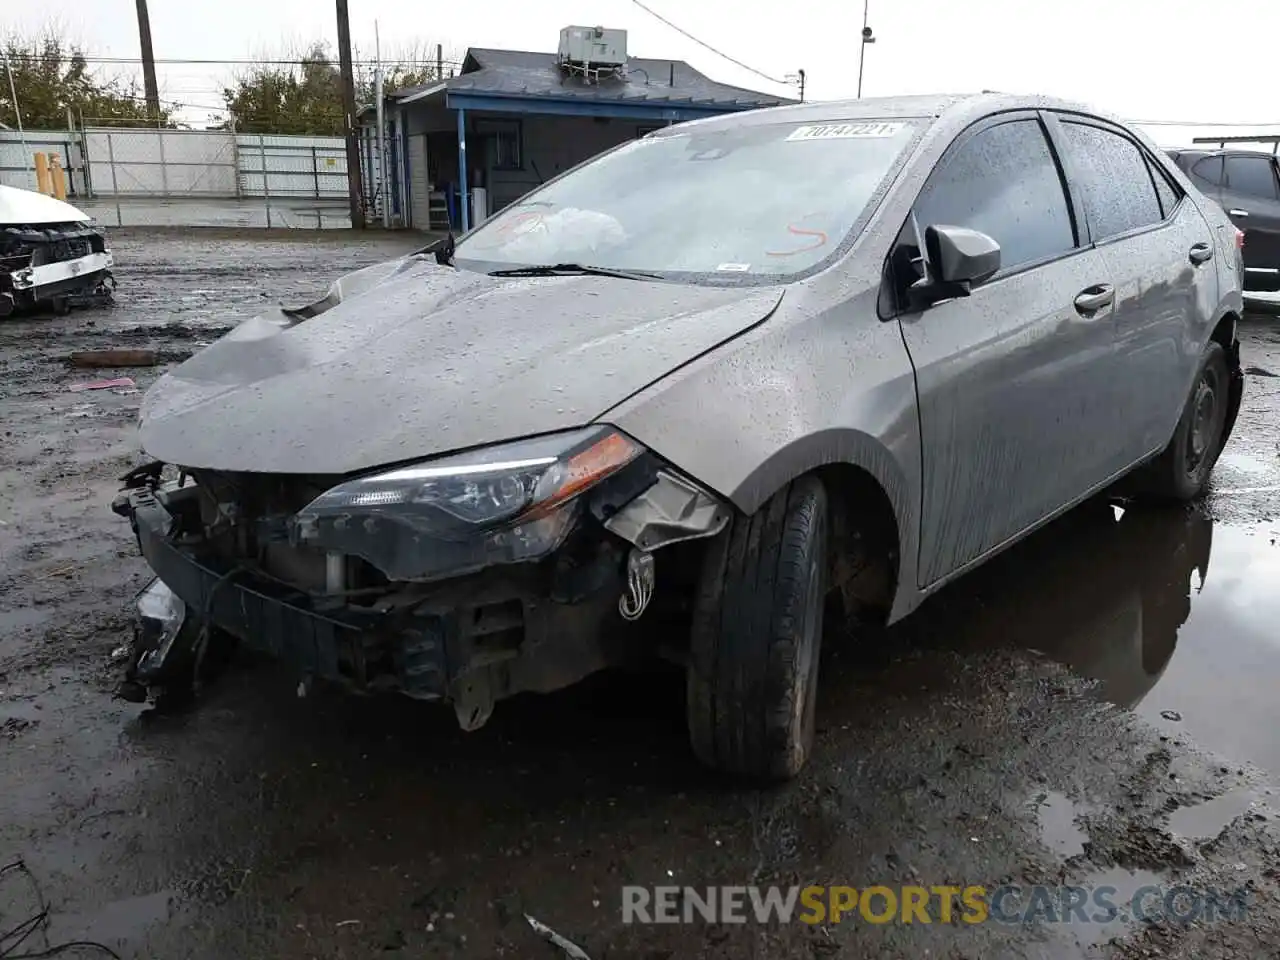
[
  {"left": 911, "top": 118, "right": 1076, "bottom": 273},
  {"left": 1224, "top": 155, "right": 1280, "bottom": 200},
  {"left": 1058, "top": 121, "right": 1164, "bottom": 240},
  {"left": 1191, "top": 155, "right": 1225, "bottom": 187}
]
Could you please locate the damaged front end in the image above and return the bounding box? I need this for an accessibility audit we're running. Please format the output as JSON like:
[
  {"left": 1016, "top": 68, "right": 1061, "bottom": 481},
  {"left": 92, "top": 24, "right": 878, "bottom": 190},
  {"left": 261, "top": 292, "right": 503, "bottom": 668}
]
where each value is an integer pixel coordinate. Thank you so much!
[
  {"left": 0, "top": 185, "right": 115, "bottom": 316},
  {"left": 0, "top": 220, "right": 115, "bottom": 316},
  {"left": 111, "top": 428, "right": 730, "bottom": 728}
]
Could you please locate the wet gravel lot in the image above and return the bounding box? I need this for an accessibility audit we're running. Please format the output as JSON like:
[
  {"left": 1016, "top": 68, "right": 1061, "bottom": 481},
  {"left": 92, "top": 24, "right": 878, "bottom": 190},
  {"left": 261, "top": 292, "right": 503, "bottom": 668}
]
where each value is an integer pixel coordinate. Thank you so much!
[{"left": 3, "top": 229, "right": 1280, "bottom": 959}]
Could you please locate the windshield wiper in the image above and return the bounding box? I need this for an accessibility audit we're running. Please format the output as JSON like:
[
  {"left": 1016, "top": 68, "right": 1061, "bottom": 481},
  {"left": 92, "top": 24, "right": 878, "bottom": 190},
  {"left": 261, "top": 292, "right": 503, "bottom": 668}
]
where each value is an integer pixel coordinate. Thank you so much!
[{"left": 487, "top": 263, "right": 662, "bottom": 281}]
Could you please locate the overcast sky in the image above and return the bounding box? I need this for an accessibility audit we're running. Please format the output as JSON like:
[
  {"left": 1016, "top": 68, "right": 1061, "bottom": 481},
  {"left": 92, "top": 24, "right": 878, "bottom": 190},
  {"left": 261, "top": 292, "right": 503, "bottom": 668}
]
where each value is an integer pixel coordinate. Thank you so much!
[{"left": 9, "top": 0, "right": 1280, "bottom": 146}]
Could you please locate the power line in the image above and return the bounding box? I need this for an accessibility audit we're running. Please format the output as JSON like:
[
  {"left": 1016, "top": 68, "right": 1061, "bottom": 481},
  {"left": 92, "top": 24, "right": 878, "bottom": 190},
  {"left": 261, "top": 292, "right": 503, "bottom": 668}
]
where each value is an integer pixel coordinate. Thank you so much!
[
  {"left": 627, "top": 0, "right": 790, "bottom": 86},
  {"left": 1, "top": 54, "right": 464, "bottom": 68}
]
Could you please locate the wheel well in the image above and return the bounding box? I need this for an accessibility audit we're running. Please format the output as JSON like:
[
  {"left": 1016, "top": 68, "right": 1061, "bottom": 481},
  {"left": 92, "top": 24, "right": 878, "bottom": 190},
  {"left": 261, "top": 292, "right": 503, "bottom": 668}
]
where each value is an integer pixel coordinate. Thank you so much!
[
  {"left": 1212, "top": 311, "right": 1244, "bottom": 448},
  {"left": 1211, "top": 312, "right": 1239, "bottom": 359},
  {"left": 812, "top": 463, "right": 900, "bottom": 627}
]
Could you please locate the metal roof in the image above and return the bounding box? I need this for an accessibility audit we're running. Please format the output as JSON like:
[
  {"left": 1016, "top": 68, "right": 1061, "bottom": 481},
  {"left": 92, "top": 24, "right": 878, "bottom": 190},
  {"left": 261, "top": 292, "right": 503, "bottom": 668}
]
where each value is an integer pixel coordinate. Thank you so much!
[{"left": 389, "top": 47, "right": 793, "bottom": 111}]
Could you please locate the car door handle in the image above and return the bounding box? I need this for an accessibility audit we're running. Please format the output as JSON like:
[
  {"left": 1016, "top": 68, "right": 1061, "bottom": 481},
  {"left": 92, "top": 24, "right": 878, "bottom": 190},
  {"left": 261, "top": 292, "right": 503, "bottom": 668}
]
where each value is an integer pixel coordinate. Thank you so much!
[
  {"left": 1189, "top": 242, "right": 1214, "bottom": 265},
  {"left": 1074, "top": 284, "right": 1115, "bottom": 314},
  {"left": 1228, "top": 208, "right": 1250, "bottom": 218}
]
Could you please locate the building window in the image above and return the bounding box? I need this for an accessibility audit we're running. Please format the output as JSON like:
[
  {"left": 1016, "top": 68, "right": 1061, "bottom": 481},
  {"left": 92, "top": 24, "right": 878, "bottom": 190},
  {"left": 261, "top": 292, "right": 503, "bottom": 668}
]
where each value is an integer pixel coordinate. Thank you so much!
[{"left": 476, "top": 119, "right": 522, "bottom": 171}]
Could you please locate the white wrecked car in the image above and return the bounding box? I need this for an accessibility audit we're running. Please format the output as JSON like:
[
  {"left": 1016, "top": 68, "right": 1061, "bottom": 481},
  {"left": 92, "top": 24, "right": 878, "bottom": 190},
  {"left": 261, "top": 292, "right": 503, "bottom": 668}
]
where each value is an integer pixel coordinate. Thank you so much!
[{"left": 0, "top": 183, "right": 114, "bottom": 316}]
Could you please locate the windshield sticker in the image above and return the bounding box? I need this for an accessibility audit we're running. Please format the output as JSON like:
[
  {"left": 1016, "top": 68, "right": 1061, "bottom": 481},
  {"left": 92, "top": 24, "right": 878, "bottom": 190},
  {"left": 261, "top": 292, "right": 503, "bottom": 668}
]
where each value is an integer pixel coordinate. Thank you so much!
[
  {"left": 716, "top": 263, "right": 751, "bottom": 272},
  {"left": 785, "top": 122, "right": 905, "bottom": 141}
]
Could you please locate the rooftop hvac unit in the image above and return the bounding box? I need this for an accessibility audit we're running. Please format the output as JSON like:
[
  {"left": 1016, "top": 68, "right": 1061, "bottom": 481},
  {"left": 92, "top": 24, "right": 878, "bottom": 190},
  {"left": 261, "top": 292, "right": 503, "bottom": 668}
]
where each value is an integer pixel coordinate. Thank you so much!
[{"left": 558, "top": 26, "right": 628, "bottom": 70}]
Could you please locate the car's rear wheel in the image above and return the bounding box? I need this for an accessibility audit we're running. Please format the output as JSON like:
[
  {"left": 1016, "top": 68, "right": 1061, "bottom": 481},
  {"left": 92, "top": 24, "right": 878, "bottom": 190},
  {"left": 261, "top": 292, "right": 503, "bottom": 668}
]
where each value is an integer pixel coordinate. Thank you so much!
[
  {"left": 686, "top": 476, "right": 827, "bottom": 780},
  {"left": 1141, "top": 341, "right": 1230, "bottom": 501}
]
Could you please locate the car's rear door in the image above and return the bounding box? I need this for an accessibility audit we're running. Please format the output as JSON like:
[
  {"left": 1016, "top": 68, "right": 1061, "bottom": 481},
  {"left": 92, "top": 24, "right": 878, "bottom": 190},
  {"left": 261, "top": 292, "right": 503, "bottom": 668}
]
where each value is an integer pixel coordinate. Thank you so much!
[
  {"left": 1049, "top": 116, "right": 1218, "bottom": 461},
  {"left": 892, "top": 112, "right": 1123, "bottom": 586},
  {"left": 1221, "top": 153, "right": 1280, "bottom": 292}
]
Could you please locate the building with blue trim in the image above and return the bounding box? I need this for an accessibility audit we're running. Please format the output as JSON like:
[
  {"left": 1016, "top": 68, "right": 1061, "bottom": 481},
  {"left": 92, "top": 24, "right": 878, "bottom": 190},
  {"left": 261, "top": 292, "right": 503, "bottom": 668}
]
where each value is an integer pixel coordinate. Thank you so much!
[{"left": 368, "top": 41, "right": 793, "bottom": 232}]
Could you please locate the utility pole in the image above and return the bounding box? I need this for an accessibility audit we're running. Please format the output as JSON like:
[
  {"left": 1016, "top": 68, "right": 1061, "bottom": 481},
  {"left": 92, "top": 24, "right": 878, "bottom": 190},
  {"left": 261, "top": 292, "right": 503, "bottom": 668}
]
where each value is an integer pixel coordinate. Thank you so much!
[
  {"left": 436, "top": 43, "right": 444, "bottom": 81},
  {"left": 336, "top": 0, "right": 366, "bottom": 229},
  {"left": 376, "top": 21, "right": 390, "bottom": 228},
  {"left": 856, "top": 0, "right": 876, "bottom": 99},
  {"left": 135, "top": 0, "right": 161, "bottom": 120}
]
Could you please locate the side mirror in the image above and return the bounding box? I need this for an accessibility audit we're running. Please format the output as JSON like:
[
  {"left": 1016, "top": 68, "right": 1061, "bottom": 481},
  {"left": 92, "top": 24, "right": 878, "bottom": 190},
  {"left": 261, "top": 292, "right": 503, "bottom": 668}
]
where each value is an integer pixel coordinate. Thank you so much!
[
  {"left": 908, "top": 224, "right": 1001, "bottom": 309},
  {"left": 927, "top": 224, "right": 1001, "bottom": 285}
]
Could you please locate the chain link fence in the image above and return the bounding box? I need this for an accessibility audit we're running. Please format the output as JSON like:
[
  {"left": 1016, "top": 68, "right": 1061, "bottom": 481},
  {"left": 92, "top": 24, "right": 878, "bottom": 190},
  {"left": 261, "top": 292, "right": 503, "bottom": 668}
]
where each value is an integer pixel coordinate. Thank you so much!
[{"left": 1, "top": 126, "right": 353, "bottom": 229}]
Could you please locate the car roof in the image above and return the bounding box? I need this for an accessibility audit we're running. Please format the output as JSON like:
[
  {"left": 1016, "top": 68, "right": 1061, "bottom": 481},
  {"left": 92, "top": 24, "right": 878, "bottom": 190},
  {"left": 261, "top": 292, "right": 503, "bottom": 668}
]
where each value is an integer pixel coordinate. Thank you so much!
[
  {"left": 651, "top": 92, "right": 1120, "bottom": 135},
  {"left": 1171, "top": 147, "right": 1276, "bottom": 159}
]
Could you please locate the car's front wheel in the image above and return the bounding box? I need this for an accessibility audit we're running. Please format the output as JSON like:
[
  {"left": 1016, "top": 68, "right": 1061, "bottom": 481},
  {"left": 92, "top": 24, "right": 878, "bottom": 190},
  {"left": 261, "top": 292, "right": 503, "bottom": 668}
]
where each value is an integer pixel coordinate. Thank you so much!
[
  {"left": 686, "top": 476, "right": 828, "bottom": 780},
  {"left": 1141, "top": 341, "right": 1230, "bottom": 501}
]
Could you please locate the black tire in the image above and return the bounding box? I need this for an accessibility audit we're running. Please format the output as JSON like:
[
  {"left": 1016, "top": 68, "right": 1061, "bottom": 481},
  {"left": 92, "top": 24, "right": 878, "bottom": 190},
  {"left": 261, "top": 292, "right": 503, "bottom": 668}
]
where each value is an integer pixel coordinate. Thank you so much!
[
  {"left": 686, "top": 476, "right": 828, "bottom": 780},
  {"left": 1141, "top": 342, "right": 1230, "bottom": 501}
]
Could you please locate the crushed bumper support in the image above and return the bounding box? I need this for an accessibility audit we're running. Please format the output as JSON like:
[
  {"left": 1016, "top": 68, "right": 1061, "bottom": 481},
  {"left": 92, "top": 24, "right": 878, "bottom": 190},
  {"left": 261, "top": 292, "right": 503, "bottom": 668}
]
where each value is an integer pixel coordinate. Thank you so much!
[{"left": 115, "top": 481, "right": 636, "bottom": 724}]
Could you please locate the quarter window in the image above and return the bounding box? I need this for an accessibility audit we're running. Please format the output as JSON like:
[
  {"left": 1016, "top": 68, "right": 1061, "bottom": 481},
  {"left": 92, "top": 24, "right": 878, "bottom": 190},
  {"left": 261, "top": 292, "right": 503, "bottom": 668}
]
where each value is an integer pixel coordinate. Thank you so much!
[
  {"left": 1224, "top": 155, "right": 1279, "bottom": 200},
  {"left": 1147, "top": 157, "right": 1181, "bottom": 218},
  {"left": 912, "top": 119, "right": 1076, "bottom": 273},
  {"left": 1059, "top": 122, "right": 1163, "bottom": 240}
]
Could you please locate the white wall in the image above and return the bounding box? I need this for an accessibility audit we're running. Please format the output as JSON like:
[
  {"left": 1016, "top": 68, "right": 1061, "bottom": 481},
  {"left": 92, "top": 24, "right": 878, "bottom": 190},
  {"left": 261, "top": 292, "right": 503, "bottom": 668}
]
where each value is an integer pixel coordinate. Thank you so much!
[
  {"left": 83, "top": 128, "right": 237, "bottom": 196},
  {"left": 235, "top": 134, "right": 346, "bottom": 199},
  {"left": 0, "top": 130, "right": 88, "bottom": 195}
]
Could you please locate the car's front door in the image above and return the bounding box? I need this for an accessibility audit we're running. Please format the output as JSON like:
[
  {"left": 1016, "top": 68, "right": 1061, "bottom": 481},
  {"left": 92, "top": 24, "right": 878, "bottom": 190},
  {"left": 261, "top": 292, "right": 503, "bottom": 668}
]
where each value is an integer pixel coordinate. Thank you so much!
[
  {"left": 892, "top": 113, "right": 1122, "bottom": 587},
  {"left": 1221, "top": 152, "right": 1280, "bottom": 293},
  {"left": 1050, "top": 116, "right": 1218, "bottom": 461}
]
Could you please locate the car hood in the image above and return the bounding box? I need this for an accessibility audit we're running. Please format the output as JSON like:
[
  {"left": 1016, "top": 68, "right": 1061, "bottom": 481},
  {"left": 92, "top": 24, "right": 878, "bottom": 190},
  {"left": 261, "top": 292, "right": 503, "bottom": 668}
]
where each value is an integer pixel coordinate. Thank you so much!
[
  {"left": 139, "top": 256, "right": 782, "bottom": 475},
  {"left": 0, "top": 183, "right": 93, "bottom": 225}
]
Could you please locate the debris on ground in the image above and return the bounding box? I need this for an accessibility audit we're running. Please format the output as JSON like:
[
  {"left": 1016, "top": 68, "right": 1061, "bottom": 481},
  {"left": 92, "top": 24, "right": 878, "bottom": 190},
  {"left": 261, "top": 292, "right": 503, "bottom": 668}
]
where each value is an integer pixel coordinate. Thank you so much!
[
  {"left": 525, "top": 914, "right": 593, "bottom": 960},
  {"left": 69, "top": 349, "right": 157, "bottom": 368},
  {"left": 68, "top": 377, "right": 135, "bottom": 393}
]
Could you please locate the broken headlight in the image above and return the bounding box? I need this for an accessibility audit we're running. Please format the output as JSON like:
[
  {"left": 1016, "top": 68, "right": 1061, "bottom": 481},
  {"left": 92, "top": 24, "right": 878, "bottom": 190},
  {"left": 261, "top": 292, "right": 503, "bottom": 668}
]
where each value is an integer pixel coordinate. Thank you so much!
[{"left": 293, "top": 426, "right": 642, "bottom": 581}]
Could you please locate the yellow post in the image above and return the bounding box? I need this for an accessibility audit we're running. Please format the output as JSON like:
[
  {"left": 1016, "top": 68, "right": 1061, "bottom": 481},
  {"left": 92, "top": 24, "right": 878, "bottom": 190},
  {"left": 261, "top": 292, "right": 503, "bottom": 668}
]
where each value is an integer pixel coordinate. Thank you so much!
[
  {"left": 49, "top": 154, "right": 68, "bottom": 201},
  {"left": 33, "top": 152, "right": 52, "bottom": 195}
]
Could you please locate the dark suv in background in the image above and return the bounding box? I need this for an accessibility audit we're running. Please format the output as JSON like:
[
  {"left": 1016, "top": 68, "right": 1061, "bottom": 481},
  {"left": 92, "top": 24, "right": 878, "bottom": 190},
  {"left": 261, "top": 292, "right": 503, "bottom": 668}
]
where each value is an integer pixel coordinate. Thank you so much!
[{"left": 1169, "top": 146, "right": 1280, "bottom": 307}]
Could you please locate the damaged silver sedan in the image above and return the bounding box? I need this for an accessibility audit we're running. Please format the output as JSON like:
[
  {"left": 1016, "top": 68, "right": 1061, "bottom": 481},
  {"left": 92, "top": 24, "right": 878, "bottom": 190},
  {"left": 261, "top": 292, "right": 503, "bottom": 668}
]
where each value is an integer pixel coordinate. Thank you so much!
[{"left": 114, "top": 94, "right": 1244, "bottom": 779}]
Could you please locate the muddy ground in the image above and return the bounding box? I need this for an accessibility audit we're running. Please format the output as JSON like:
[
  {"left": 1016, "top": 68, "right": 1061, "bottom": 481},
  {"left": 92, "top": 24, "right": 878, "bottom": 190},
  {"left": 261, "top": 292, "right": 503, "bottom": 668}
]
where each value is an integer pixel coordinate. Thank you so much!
[{"left": 3, "top": 229, "right": 1280, "bottom": 959}]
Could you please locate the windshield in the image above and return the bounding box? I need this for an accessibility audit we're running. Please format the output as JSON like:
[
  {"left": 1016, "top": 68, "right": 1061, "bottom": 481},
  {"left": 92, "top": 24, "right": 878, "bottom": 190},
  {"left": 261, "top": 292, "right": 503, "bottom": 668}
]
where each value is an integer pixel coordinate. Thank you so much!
[{"left": 454, "top": 118, "right": 920, "bottom": 282}]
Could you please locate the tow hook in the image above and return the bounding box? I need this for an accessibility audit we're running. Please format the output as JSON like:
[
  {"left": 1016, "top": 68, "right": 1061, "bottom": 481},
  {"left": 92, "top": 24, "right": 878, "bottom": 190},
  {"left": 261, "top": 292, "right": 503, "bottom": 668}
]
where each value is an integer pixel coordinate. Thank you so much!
[{"left": 619, "top": 548, "right": 656, "bottom": 621}]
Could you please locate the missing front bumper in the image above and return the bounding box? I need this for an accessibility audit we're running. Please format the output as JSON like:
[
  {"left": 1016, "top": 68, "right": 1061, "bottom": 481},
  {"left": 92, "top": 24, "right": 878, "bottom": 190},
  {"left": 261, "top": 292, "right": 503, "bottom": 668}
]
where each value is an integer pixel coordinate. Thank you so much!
[{"left": 117, "top": 482, "right": 635, "bottom": 725}]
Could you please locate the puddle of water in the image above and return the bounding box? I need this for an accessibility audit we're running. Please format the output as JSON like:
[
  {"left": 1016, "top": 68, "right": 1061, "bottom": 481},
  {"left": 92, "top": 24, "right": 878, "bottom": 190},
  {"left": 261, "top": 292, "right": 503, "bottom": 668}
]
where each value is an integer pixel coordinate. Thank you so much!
[
  {"left": 1034, "top": 790, "right": 1088, "bottom": 858},
  {"left": 1130, "top": 522, "right": 1280, "bottom": 772},
  {"left": 899, "top": 503, "right": 1280, "bottom": 775},
  {"left": 1168, "top": 789, "right": 1260, "bottom": 842},
  {"left": 994, "top": 864, "right": 1168, "bottom": 954},
  {"left": 1069, "top": 865, "right": 1167, "bottom": 949}
]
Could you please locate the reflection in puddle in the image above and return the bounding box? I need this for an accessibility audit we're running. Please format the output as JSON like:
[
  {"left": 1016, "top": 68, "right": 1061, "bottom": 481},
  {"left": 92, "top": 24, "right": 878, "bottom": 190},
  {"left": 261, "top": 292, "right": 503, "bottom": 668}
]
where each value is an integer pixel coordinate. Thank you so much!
[
  {"left": 1068, "top": 865, "right": 1166, "bottom": 949},
  {"left": 1168, "top": 789, "right": 1259, "bottom": 842},
  {"left": 1034, "top": 790, "right": 1088, "bottom": 859},
  {"left": 901, "top": 501, "right": 1280, "bottom": 774}
]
